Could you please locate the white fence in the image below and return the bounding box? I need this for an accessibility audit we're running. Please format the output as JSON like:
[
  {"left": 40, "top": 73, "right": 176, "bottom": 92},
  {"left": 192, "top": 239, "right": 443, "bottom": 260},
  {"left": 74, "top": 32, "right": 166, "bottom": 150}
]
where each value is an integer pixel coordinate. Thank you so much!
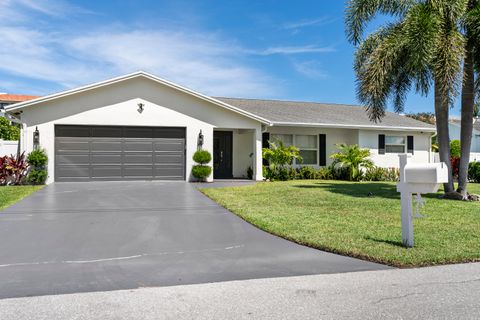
[
  {"left": 0, "top": 140, "right": 18, "bottom": 157},
  {"left": 433, "top": 152, "right": 480, "bottom": 163}
]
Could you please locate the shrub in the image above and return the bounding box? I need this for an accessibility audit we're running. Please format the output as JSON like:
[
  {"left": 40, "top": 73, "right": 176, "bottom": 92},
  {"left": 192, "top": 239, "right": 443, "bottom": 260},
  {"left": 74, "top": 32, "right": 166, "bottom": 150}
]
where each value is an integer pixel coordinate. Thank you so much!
[
  {"left": 192, "top": 150, "right": 212, "bottom": 165},
  {"left": 27, "top": 148, "right": 48, "bottom": 167},
  {"left": 450, "top": 140, "right": 461, "bottom": 158},
  {"left": 468, "top": 162, "right": 480, "bottom": 183},
  {"left": 450, "top": 157, "right": 460, "bottom": 179},
  {"left": 330, "top": 144, "right": 374, "bottom": 181},
  {"left": 363, "top": 167, "right": 400, "bottom": 182},
  {"left": 0, "top": 152, "right": 28, "bottom": 185},
  {"left": 191, "top": 165, "right": 212, "bottom": 180},
  {"left": 315, "top": 167, "right": 334, "bottom": 180},
  {"left": 299, "top": 166, "right": 316, "bottom": 179},
  {"left": 191, "top": 150, "right": 212, "bottom": 181},
  {"left": 0, "top": 116, "right": 20, "bottom": 140},
  {"left": 263, "top": 140, "right": 302, "bottom": 181},
  {"left": 26, "top": 168, "right": 48, "bottom": 185}
]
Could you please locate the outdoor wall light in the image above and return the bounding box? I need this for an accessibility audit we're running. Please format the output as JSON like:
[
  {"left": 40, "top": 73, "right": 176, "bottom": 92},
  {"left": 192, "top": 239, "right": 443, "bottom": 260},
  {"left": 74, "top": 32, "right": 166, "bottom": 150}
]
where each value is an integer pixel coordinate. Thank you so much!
[
  {"left": 33, "top": 126, "right": 40, "bottom": 149},
  {"left": 198, "top": 130, "right": 204, "bottom": 148},
  {"left": 137, "top": 102, "right": 144, "bottom": 113}
]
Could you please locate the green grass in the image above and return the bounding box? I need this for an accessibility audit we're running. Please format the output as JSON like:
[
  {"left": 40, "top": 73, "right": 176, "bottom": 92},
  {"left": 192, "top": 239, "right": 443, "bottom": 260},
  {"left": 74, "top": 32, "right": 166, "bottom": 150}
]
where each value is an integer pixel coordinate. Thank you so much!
[
  {"left": 201, "top": 180, "right": 480, "bottom": 267},
  {"left": 0, "top": 186, "right": 43, "bottom": 211}
]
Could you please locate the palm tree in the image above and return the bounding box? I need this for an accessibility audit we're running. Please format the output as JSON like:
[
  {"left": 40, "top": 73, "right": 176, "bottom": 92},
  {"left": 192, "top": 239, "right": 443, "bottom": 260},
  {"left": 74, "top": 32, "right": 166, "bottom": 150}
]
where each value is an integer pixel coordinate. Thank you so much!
[
  {"left": 345, "top": 0, "right": 477, "bottom": 195},
  {"left": 330, "top": 144, "right": 374, "bottom": 181}
]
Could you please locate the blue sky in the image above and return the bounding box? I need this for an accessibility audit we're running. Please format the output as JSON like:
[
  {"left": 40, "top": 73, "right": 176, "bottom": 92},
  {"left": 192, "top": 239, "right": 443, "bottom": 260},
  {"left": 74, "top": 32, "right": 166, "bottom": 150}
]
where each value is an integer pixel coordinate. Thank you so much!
[{"left": 0, "top": 0, "right": 448, "bottom": 115}]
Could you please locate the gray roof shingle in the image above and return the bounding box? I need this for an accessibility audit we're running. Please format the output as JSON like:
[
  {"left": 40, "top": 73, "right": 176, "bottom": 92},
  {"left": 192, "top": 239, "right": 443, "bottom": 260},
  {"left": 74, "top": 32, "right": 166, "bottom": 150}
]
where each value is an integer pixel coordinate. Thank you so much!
[{"left": 216, "top": 97, "right": 435, "bottom": 131}]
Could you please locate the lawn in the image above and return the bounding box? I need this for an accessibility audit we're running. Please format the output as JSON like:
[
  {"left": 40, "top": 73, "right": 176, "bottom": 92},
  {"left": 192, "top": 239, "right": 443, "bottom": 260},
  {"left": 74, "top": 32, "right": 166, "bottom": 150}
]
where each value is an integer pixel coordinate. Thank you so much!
[
  {"left": 0, "top": 186, "right": 43, "bottom": 211},
  {"left": 201, "top": 180, "right": 480, "bottom": 267}
]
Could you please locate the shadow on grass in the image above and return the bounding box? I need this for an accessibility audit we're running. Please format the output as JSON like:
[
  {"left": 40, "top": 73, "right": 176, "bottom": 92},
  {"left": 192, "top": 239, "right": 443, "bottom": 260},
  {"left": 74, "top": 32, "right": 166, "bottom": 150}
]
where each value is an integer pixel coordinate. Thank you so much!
[
  {"left": 294, "top": 182, "right": 442, "bottom": 200},
  {"left": 365, "top": 236, "right": 405, "bottom": 248}
]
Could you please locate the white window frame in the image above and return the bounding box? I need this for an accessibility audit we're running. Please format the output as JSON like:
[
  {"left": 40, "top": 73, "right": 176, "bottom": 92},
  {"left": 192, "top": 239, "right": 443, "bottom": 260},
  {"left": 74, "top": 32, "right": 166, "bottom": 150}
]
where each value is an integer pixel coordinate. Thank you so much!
[
  {"left": 385, "top": 135, "right": 406, "bottom": 154},
  {"left": 270, "top": 133, "right": 318, "bottom": 166}
]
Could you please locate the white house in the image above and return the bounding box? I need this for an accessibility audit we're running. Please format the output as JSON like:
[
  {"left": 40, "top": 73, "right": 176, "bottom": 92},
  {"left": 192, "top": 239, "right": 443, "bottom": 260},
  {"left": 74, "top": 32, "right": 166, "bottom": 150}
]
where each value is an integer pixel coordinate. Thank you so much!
[
  {"left": 4, "top": 71, "right": 436, "bottom": 184},
  {"left": 449, "top": 119, "right": 480, "bottom": 161}
]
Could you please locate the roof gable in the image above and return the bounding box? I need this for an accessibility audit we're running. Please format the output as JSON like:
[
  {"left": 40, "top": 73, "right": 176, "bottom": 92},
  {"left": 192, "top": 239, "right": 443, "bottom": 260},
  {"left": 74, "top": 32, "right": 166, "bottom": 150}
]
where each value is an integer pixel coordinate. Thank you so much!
[{"left": 5, "top": 71, "right": 271, "bottom": 125}]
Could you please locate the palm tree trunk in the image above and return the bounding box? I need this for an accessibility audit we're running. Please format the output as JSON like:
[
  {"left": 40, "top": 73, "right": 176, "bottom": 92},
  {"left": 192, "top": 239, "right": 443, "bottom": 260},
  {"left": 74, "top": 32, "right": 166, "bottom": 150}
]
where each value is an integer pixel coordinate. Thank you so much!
[
  {"left": 434, "top": 81, "right": 455, "bottom": 193},
  {"left": 457, "top": 39, "right": 475, "bottom": 197}
]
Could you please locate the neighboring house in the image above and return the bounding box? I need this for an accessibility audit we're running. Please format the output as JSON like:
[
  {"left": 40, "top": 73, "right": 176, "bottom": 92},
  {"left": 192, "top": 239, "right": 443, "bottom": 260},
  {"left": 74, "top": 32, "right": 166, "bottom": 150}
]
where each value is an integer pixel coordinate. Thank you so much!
[
  {"left": 0, "top": 93, "right": 39, "bottom": 156},
  {"left": 448, "top": 119, "right": 480, "bottom": 161},
  {"left": 0, "top": 93, "right": 39, "bottom": 111},
  {"left": 4, "top": 71, "right": 435, "bottom": 184}
]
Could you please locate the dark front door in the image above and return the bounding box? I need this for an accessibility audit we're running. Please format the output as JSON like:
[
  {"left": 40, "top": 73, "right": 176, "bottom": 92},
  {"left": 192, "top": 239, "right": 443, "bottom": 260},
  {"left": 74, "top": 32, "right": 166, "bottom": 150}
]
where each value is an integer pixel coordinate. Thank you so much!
[{"left": 213, "top": 131, "right": 233, "bottom": 179}]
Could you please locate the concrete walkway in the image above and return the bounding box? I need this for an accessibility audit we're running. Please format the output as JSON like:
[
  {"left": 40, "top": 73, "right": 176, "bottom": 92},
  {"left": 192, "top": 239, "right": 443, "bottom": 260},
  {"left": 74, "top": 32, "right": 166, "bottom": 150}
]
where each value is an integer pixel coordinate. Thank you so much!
[{"left": 0, "top": 262, "right": 478, "bottom": 320}]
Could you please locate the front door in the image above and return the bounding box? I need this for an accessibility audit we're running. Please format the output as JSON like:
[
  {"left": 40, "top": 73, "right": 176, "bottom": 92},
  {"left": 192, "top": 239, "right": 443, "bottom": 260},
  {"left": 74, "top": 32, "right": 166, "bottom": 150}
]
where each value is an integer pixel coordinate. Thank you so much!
[{"left": 213, "top": 131, "right": 233, "bottom": 179}]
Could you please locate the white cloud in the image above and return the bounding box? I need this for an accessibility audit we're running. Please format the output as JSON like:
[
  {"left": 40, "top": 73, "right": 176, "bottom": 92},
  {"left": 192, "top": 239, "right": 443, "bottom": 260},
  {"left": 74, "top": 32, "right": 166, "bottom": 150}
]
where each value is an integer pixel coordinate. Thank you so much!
[
  {"left": 283, "top": 17, "right": 337, "bottom": 30},
  {"left": 293, "top": 60, "right": 327, "bottom": 79},
  {"left": 249, "top": 45, "right": 335, "bottom": 55}
]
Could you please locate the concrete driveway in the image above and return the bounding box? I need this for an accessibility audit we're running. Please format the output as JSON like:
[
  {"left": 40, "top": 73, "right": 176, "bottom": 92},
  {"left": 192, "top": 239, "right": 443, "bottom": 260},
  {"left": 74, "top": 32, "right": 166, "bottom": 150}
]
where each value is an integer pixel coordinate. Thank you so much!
[{"left": 0, "top": 181, "right": 389, "bottom": 299}]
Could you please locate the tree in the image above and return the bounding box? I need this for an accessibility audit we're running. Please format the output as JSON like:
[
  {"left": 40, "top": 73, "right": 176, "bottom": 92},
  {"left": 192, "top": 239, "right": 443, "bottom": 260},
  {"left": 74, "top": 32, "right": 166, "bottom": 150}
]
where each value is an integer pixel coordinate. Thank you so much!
[
  {"left": 330, "top": 144, "right": 374, "bottom": 181},
  {"left": 0, "top": 116, "right": 20, "bottom": 141},
  {"left": 406, "top": 112, "right": 436, "bottom": 125},
  {"left": 262, "top": 139, "right": 302, "bottom": 180},
  {"left": 345, "top": 0, "right": 478, "bottom": 195}
]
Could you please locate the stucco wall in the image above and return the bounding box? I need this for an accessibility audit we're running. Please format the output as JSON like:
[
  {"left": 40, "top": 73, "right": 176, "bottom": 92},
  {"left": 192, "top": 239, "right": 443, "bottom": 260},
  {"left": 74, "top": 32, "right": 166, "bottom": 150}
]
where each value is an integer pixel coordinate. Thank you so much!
[
  {"left": 232, "top": 130, "right": 254, "bottom": 178},
  {"left": 267, "top": 126, "right": 432, "bottom": 168},
  {"left": 17, "top": 77, "right": 262, "bottom": 183}
]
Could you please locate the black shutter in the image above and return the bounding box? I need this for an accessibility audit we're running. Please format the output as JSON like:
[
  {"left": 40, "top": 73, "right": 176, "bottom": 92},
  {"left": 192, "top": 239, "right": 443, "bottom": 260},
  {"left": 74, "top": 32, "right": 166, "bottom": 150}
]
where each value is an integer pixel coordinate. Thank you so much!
[
  {"left": 262, "top": 132, "right": 270, "bottom": 166},
  {"left": 407, "top": 135, "right": 414, "bottom": 154},
  {"left": 378, "top": 134, "right": 386, "bottom": 155},
  {"left": 319, "top": 134, "right": 326, "bottom": 166}
]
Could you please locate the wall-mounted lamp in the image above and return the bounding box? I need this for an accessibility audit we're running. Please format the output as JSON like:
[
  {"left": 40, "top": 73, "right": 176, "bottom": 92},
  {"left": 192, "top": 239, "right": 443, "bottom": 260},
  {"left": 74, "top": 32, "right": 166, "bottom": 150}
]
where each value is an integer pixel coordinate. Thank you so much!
[
  {"left": 33, "top": 126, "right": 40, "bottom": 149},
  {"left": 197, "top": 130, "right": 204, "bottom": 149},
  {"left": 137, "top": 102, "right": 144, "bottom": 113}
]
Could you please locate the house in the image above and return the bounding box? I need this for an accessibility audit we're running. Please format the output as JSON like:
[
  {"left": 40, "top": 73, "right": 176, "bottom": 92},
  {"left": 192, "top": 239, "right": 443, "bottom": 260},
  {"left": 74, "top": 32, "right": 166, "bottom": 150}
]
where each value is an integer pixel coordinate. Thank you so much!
[
  {"left": 0, "top": 93, "right": 39, "bottom": 111},
  {"left": 4, "top": 71, "right": 435, "bottom": 184},
  {"left": 448, "top": 119, "right": 480, "bottom": 161}
]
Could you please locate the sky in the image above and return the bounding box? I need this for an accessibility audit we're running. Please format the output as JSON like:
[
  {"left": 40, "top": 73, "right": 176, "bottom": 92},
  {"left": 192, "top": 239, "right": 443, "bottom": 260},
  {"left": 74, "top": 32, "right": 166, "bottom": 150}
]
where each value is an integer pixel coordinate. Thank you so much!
[{"left": 0, "top": 0, "right": 450, "bottom": 115}]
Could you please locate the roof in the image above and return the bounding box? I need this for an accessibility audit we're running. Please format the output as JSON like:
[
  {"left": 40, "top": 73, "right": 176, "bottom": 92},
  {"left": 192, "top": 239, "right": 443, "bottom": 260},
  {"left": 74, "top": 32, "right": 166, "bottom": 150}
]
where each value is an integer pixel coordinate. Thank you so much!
[
  {"left": 0, "top": 94, "right": 39, "bottom": 103},
  {"left": 216, "top": 97, "right": 436, "bottom": 132},
  {"left": 450, "top": 118, "right": 480, "bottom": 132},
  {"left": 4, "top": 71, "right": 271, "bottom": 125}
]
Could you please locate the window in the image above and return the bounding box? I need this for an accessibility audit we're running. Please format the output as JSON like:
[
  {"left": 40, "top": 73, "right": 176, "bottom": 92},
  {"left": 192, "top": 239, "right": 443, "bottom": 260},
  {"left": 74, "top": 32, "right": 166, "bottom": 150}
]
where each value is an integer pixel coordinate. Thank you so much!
[
  {"left": 271, "top": 134, "right": 293, "bottom": 146},
  {"left": 385, "top": 135, "right": 405, "bottom": 153},
  {"left": 296, "top": 135, "right": 318, "bottom": 165},
  {"left": 270, "top": 134, "right": 318, "bottom": 165}
]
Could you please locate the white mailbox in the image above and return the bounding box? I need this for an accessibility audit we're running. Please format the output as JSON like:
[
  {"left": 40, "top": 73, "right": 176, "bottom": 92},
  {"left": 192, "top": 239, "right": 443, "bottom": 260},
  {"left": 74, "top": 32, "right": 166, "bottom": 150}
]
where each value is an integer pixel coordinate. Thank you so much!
[{"left": 397, "top": 154, "right": 448, "bottom": 247}]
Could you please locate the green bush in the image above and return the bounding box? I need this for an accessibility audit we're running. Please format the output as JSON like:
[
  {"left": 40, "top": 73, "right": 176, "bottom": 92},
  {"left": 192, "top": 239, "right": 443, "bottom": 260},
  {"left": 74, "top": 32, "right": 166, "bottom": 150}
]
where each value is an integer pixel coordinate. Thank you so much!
[
  {"left": 192, "top": 150, "right": 212, "bottom": 165},
  {"left": 263, "top": 140, "right": 302, "bottom": 181},
  {"left": 363, "top": 167, "right": 400, "bottom": 182},
  {"left": 191, "top": 165, "right": 212, "bottom": 181},
  {"left": 299, "top": 166, "right": 316, "bottom": 179},
  {"left": 26, "top": 168, "right": 48, "bottom": 185},
  {"left": 450, "top": 140, "right": 461, "bottom": 158},
  {"left": 315, "top": 167, "right": 334, "bottom": 180},
  {"left": 27, "top": 149, "right": 48, "bottom": 167},
  {"left": 0, "top": 117, "right": 20, "bottom": 140},
  {"left": 469, "top": 162, "right": 480, "bottom": 183}
]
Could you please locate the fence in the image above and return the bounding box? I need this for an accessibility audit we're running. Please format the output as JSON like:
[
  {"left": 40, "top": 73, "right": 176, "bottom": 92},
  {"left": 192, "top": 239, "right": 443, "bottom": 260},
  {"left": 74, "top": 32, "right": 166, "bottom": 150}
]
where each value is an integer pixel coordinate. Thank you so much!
[
  {"left": 0, "top": 140, "right": 18, "bottom": 157},
  {"left": 433, "top": 152, "right": 480, "bottom": 163}
]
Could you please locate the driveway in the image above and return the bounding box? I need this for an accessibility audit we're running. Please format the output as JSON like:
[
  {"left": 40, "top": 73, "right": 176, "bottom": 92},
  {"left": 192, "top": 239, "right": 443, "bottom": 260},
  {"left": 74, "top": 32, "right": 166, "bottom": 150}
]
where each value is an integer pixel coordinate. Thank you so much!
[{"left": 0, "top": 181, "right": 389, "bottom": 299}]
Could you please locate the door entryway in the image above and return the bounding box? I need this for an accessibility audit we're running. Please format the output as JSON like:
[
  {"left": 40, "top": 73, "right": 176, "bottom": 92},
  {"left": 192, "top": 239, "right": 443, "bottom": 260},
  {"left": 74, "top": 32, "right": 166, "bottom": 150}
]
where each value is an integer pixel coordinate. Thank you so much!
[{"left": 213, "top": 131, "right": 233, "bottom": 179}]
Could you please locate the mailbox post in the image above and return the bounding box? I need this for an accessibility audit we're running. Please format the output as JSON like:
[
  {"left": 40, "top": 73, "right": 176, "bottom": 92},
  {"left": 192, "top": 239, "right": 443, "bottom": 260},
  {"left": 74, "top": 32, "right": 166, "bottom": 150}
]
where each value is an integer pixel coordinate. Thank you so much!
[{"left": 396, "top": 154, "right": 448, "bottom": 247}]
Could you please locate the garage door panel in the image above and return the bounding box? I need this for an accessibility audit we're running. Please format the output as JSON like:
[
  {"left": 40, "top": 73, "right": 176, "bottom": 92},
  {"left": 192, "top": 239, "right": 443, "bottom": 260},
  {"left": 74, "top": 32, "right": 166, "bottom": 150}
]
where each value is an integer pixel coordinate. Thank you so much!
[
  {"left": 154, "top": 139, "right": 184, "bottom": 152},
  {"left": 57, "top": 154, "right": 90, "bottom": 165},
  {"left": 56, "top": 139, "right": 90, "bottom": 152},
  {"left": 123, "top": 165, "right": 153, "bottom": 177},
  {"left": 91, "top": 165, "right": 122, "bottom": 178},
  {"left": 91, "top": 154, "right": 122, "bottom": 164},
  {"left": 154, "top": 153, "right": 184, "bottom": 164},
  {"left": 56, "top": 165, "right": 90, "bottom": 179},
  {"left": 55, "top": 125, "right": 185, "bottom": 181}
]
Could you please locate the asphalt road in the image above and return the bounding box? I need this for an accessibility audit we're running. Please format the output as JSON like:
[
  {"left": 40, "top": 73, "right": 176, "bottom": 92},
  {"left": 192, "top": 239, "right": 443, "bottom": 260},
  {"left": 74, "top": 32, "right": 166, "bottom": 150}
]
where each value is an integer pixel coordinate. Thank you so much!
[
  {"left": 0, "top": 262, "right": 478, "bottom": 319},
  {"left": 0, "top": 181, "right": 387, "bottom": 299}
]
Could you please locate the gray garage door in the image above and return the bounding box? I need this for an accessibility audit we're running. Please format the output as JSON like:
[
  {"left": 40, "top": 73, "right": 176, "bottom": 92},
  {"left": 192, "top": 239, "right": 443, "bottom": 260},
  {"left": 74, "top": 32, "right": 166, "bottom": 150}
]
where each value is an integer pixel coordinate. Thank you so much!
[{"left": 55, "top": 125, "right": 185, "bottom": 182}]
